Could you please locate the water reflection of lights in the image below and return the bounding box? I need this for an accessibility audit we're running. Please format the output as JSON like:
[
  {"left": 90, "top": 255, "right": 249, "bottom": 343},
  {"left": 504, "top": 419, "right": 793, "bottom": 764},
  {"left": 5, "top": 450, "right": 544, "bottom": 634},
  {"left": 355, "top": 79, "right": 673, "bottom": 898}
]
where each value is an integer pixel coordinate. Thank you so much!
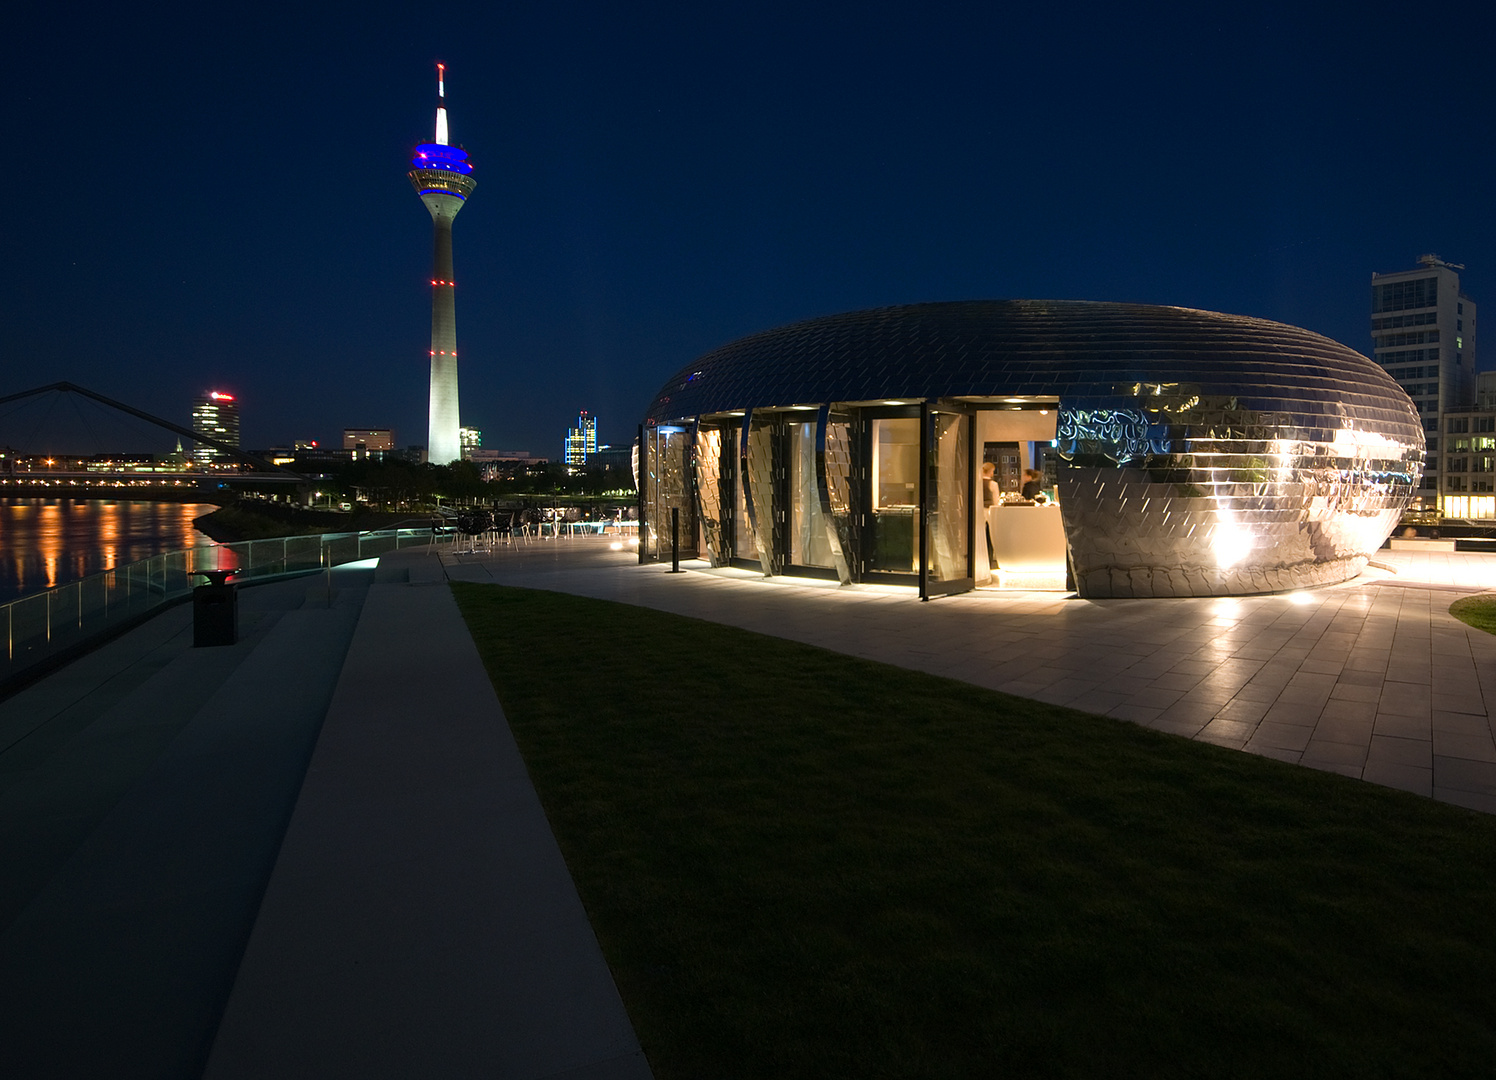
[
  {"left": 0, "top": 499, "right": 222, "bottom": 602},
  {"left": 100, "top": 501, "right": 120, "bottom": 570},
  {"left": 38, "top": 502, "right": 63, "bottom": 588}
]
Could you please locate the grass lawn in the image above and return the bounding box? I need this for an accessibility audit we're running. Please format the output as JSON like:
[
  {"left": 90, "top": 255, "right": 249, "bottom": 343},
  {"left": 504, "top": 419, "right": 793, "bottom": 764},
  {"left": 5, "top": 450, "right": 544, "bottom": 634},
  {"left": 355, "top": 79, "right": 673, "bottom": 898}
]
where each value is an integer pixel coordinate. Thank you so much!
[
  {"left": 453, "top": 583, "right": 1496, "bottom": 1080},
  {"left": 1450, "top": 594, "right": 1496, "bottom": 636}
]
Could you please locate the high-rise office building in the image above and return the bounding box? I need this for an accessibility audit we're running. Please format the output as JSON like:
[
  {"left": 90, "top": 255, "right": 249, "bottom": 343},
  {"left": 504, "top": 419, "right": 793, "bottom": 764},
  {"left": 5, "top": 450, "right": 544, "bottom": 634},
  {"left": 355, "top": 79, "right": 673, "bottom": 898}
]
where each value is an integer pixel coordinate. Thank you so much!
[
  {"left": 1370, "top": 254, "right": 1478, "bottom": 508},
  {"left": 459, "top": 426, "right": 482, "bottom": 459},
  {"left": 565, "top": 411, "right": 598, "bottom": 465},
  {"left": 409, "top": 64, "right": 476, "bottom": 465},
  {"left": 191, "top": 390, "right": 240, "bottom": 464}
]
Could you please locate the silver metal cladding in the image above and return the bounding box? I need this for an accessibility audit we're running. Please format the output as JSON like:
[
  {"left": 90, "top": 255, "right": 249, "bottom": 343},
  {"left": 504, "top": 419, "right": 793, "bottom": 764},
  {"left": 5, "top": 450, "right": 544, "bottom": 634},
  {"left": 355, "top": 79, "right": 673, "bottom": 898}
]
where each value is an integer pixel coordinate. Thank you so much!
[{"left": 642, "top": 301, "right": 1423, "bottom": 598}]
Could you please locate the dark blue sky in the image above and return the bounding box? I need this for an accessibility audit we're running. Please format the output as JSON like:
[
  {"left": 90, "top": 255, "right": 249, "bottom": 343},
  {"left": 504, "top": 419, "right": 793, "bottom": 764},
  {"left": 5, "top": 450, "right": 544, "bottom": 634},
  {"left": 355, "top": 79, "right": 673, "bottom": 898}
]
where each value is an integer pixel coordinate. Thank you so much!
[{"left": 2, "top": 1, "right": 1491, "bottom": 457}]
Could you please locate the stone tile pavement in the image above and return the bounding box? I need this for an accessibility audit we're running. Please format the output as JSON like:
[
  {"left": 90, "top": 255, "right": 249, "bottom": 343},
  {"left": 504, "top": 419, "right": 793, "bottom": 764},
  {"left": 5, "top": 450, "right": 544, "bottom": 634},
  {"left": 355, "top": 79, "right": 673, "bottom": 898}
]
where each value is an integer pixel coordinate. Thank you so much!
[{"left": 440, "top": 539, "right": 1496, "bottom": 814}]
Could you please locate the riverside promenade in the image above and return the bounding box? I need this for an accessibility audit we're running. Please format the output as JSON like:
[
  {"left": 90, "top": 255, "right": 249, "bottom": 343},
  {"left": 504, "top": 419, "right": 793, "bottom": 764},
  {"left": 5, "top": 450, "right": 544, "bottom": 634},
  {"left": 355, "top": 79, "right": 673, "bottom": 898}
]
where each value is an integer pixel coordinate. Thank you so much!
[
  {"left": 0, "top": 554, "right": 651, "bottom": 1080},
  {"left": 0, "top": 537, "right": 1493, "bottom": 1078}
]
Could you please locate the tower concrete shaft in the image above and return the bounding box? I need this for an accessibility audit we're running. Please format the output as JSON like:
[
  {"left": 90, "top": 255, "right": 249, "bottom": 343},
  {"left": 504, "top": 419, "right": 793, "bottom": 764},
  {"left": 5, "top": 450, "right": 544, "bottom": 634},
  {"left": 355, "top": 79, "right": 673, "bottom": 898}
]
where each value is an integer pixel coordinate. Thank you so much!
[
  {"left": 423, "top": 195, "right": 464, "bottom": 463},
  {"left": 408, "top": 64, "right": 476, "bottom": 465}
]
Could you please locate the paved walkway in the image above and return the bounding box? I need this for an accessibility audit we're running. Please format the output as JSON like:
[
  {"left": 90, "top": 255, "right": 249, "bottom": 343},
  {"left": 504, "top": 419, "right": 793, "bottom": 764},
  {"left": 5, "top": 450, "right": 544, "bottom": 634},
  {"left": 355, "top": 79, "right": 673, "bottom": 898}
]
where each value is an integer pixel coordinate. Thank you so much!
[
  {"left": 442, "top": 539, "right": 1496, "bottom": 814},
  {"left": 205, "top": 557, "right": 649, "bottom": 1080},
  {"left": 0, "top": 557, "right": 651, "bottom": 1080}
]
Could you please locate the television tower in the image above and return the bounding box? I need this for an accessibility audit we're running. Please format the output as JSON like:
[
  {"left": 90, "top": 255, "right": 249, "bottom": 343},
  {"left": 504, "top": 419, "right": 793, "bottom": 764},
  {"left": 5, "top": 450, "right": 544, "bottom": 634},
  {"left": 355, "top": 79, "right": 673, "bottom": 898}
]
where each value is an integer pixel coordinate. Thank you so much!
[{"left": 409, "top": 63, "right": 476, "bottom": 464}]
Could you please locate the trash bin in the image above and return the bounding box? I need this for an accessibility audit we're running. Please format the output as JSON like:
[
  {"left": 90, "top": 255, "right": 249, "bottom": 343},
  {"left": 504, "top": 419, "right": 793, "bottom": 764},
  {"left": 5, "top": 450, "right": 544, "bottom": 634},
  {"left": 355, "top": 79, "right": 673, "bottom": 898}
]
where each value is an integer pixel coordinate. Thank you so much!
[{"left": 193, "top": 569, "right": 238, "bottom": 647}]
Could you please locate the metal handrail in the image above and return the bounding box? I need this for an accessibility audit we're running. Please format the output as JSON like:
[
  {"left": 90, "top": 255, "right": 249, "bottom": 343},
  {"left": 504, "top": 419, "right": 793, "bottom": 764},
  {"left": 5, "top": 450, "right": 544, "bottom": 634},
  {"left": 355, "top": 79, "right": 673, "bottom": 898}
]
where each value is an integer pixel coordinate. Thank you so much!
[{"left": 1, "top": 527, "right": 436, "bottom": 689}]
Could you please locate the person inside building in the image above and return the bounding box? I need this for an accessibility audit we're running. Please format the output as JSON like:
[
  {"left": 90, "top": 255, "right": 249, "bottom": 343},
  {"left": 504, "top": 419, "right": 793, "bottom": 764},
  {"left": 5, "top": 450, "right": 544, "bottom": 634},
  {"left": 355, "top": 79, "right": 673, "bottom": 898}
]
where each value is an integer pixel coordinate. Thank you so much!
[
  {"left": 981, "top": 461, "right": 998, "bottom": 563},
  {"left": 1021, "top": 468, "right": 1046, "bottom": 502}
]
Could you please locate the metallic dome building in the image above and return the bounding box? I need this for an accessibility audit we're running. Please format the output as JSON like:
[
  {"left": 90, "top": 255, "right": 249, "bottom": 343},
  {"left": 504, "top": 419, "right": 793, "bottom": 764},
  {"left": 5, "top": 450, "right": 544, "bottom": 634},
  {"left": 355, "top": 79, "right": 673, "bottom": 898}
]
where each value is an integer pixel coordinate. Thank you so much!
[
  {"left": 409, "top": 64, "right": 476, "bottom": 465},
  {"left": 638, "top": 301, "right": 1424, "bottom": 599}
]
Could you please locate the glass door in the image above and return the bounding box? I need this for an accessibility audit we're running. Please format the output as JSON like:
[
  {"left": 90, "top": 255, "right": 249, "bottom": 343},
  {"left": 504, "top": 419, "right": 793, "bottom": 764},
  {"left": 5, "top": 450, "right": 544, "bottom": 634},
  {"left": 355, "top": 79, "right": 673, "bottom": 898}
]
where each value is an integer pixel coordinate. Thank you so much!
[
  {"left": 859, "top": 409, "right": 921, "bottom": 583},
  {"left": 921, "top": 403, "right": 975, "bottom": 599},
  {"left": 642, "top": 423, "right": 695, "bottom": 563},
  {"left": 786, "top": 419, "right": 836, "bottom": 574}
]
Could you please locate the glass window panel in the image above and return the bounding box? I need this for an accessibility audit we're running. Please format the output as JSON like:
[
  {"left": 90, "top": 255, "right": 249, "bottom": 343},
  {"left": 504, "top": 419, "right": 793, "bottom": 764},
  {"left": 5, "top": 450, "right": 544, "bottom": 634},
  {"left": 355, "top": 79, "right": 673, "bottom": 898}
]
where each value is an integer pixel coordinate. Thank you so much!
[
  {"left": 824, "top": 412, "right": 855, "bottom": 579},
  {"left": 695, "top": 427, "right": 725, "bottom": 565},
  {"left": 745, "top": 418, "right": 777, "bottom": 571},
  {"left": 868, "top": 417, "right": 919, "bottom": 572},
  {"left": 727, "top": 423, "right": 757, "bottom": 561},
  {"left": 926, "top": 412, "right": 970, "bottom": 584},
  {"left": 787, "top": 421, "right": 833, "bottom": 568}
]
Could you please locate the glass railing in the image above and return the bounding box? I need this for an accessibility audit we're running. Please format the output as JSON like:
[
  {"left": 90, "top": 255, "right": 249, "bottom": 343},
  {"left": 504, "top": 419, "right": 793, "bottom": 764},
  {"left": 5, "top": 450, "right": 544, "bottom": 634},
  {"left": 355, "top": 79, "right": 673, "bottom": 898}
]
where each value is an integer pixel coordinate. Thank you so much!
[{"left": 1, "top": 527, "right": 439, "bottom": 689}]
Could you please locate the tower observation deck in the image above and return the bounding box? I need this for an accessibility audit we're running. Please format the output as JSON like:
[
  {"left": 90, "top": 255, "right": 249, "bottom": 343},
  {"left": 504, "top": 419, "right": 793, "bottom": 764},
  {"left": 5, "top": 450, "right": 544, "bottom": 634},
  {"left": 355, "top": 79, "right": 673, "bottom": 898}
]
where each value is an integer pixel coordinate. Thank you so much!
[{"left": 409, "top": 63, "right": 476, "bottom": 465}]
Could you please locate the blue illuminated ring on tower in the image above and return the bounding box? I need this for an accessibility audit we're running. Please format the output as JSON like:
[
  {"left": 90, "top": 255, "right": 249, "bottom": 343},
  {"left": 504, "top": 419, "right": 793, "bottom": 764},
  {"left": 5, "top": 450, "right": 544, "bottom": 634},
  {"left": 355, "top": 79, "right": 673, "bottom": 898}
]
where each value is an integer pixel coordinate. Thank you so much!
[{"left": 410, "top": 143, "right": 474, "bottom": 174}]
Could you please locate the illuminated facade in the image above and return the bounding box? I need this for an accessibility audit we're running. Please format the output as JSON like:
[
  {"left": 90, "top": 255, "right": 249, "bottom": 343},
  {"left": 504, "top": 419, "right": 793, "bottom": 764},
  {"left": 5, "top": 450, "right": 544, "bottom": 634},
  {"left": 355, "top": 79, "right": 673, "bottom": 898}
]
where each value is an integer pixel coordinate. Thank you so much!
[
  {"left": 460, "top": 426, "right": 482, "bottom": 459},
  {"left": 565, "top": 411, "right": 598, "bottom": 465},
  {"left": 191, "top": 391, "right": 240, "bottom": 464},
  {"left": 343, "top": 428, "right": 395, "bottom": 452},
  {"left": 409, "top": 64, "right": 476, "bottom": 465},
  {"left": 639, "top": 301, "right": 1424, "bottom": 599},
  {"left": 1438, "top": 372, "right": 1496, "bottom": 520},
  {"left": 1370, "top": 255, "right": 1478, "bottom": 511}
]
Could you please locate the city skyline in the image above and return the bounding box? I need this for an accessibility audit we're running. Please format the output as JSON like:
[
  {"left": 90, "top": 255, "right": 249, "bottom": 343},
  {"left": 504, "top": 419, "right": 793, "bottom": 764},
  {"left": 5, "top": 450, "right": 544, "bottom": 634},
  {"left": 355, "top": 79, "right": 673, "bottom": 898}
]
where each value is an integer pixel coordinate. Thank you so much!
[{"left": 1, "top": 3, "right": 1492, "bottom": 457}]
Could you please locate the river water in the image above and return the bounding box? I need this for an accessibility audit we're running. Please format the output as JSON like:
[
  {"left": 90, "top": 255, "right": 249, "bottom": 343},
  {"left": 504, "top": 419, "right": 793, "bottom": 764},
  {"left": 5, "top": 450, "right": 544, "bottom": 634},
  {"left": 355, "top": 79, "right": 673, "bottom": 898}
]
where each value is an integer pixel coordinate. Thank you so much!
[{"left": 0, "top": 499, "right": 219, "bottom": 603}]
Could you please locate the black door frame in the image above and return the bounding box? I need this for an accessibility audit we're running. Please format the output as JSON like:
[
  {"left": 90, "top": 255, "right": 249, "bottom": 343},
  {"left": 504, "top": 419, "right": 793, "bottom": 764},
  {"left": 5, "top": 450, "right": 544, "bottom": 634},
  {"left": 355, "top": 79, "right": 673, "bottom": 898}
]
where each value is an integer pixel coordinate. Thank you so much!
[
  {"left": 854, "top": 405, "right": 921, "bottom": 586},
  {"left": 920, "top": 400, "right": 978, "bottom": 600}
]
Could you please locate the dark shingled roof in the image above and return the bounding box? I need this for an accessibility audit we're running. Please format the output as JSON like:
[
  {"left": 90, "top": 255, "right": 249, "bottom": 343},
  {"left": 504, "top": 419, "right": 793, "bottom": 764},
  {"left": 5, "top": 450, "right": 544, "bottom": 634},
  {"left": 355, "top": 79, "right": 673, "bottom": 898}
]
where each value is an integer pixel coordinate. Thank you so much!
[{"left": 643, "top": 300, "right": 1421, "bottom": 446}]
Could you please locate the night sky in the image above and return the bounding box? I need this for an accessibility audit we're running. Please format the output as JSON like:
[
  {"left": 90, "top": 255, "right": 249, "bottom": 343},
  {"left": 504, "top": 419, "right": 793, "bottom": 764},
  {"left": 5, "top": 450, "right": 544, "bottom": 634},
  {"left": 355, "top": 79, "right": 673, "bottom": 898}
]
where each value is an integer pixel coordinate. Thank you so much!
[{"left": 3, "top": 2, "right": 1492, "bottom": 459}]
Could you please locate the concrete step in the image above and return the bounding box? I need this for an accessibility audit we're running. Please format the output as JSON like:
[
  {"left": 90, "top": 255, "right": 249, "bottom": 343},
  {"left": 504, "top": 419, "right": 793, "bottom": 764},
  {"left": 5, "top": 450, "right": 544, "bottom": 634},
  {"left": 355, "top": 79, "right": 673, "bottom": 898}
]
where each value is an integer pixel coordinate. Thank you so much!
[{"left": 0, "top": 568, "right": 375, "bottom": 1079}]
